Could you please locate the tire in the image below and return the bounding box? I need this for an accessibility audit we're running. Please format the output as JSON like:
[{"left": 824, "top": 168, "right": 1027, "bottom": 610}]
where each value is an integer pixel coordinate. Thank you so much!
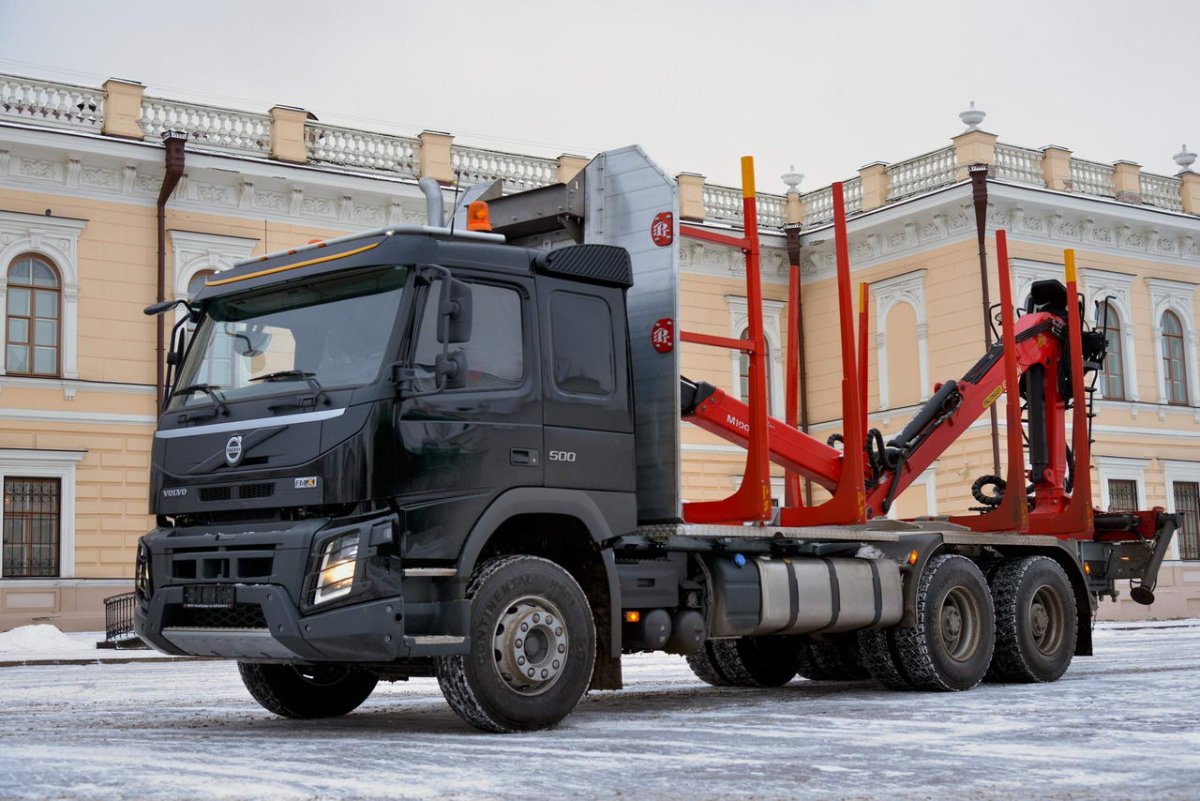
[
  {"left": 237, "top": 662, "right": 378, "bottom": 719},
  {"left": 800, "top": 637, "right": 871, "bottom": 681},
  {"left": 856, "top": 629, "right": 914, "bottom": 690},
  {"left": 891, "top": 554, "right": 995, "bottom": 691},
  {"left": 987, "top": 556, "right": 1077, "bottom": 683},
  {"left": 688, "top": 637, "right": 798, "bottom": 687},
  {"left": 686, "top": 640, "right": 735, "bottom": 687},
  {"left": 435, "top": 555, "right": 595, "bottom": 732}
]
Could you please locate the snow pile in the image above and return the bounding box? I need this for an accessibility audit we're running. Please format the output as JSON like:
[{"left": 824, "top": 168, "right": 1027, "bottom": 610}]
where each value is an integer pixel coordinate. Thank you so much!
[{"left": 0, "top": 624, "right": 83, "bottom": 656}]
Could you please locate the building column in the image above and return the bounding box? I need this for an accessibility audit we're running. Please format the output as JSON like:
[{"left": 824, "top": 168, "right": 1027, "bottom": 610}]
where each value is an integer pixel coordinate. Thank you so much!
[
  {"left": 952, "top": 130, "right": 997, "bottom": 181},
  {"left": 1181, "top": 172, "right": 1200, "bottom": 215},
  {"left": 556, "top": 154, "right": 589, "bottom": 184},
  {"left": 1041, "top": 145, "right": 1072, "bottom": 191},
  {"left": 858, "top": 161, "right": 889, "bottom": 211},
  {"left": 101, "top": 78, "right": 145, "bottom": 140},
  {"left": 418, "top": 130, "right": 455, "bottom": 184},
  {"left": 1112, "top": 160, "right": 1142, "bottom": 204},
  {"left": 269, "top": 105, "right": 312, "bottom": 164},
  {"left": 677, "top": 173, "right": 706, "bottom": 222}
]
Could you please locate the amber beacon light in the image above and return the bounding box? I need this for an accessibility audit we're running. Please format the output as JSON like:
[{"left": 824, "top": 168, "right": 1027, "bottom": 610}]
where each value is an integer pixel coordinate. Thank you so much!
[{"left": 467, "top": 201, "right": 493, "bottom": 232}]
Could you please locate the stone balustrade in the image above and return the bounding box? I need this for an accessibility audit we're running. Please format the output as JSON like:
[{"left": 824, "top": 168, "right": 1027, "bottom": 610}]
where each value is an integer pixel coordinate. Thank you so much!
[
  {"left": 140, "top": 97, "right": 270, "bottom": 156},
  {"left": 1, "top": 72, "right": 1197, "bottom": 227},
  {"left": 0, "top": 75, "right": 102, "bottom": 133},
  {"left": 306, "top": 123, "right": 419, "bottom": 176}
]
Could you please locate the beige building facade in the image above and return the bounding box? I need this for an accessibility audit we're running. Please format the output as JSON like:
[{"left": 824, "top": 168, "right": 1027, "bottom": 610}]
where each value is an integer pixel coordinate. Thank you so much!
[{"left": 0, "top": 74, "right": 1197, "bottom": 630}]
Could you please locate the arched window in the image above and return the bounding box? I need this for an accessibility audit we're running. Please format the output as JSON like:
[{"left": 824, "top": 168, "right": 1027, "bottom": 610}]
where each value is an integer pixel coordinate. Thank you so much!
[
  {"left": 1097, "top": 301, "right": 1125, "bottom": 400},
  {"left": 1162, "top": 310, "right": 1188, "bottom": 405},
  {"left": 738, "top": 328, "right": 772, "bottom": 413},
  {"left": 6, "top": 255, "right": 60, "bottom": 376}
]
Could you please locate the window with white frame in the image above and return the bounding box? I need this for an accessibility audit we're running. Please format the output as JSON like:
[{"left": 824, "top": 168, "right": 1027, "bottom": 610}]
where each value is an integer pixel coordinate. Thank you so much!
[
  {"left": 872, "top": 270, "right": 929, "bottom": 411},
  {"left": 1146, "top": 278, "right": 1198, "bottom": 407},
  {"left": 1083, "top": 269, "right": 1137, "bottom": 402},
  {"left": 1095, "top": 456, "right": 1148, "bottom": 514},
  {"left": 725, "top": 296, "right": 785, "bottom": 415},
  {"left": 0, "top": 449, "right": 84, "bottom": 579},
  {"left": 1162, "top": 460, "right": 1200, "bottom": 561},
  {"left": 0, "top": 211, "right": 85, "bottom": 380}
]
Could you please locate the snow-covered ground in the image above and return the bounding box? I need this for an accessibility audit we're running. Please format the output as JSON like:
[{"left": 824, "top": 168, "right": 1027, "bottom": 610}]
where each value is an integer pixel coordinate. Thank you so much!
[
  {"left": 0, "top": 625, "right": 175, "bottom": 663},
  {"left": 1, "top": 621, "right": 1198, "bottom": 801}
]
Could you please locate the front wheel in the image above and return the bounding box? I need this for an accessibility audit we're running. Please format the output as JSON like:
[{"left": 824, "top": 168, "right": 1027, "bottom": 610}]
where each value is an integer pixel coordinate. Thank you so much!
[
  {"left": 436, "top": 555, "right": 595, "bottom": 732},
  {"left": 237, "top": 662, "right": 378, "bottom": 718}
]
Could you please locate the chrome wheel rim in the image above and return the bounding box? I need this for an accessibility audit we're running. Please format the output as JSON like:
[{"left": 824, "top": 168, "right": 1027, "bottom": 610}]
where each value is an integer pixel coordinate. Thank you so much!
[
  {"left": 492, "top": 595, "right": 569, "bottom": 696},
  {"left": 940, "top": 586, "right": 981, "bottom": 662}
]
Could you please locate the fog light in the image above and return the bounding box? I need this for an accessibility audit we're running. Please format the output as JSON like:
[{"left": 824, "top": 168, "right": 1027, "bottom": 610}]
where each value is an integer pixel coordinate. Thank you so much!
[{"left": 315, "top": 533, "right": 359, "bottom": 605}]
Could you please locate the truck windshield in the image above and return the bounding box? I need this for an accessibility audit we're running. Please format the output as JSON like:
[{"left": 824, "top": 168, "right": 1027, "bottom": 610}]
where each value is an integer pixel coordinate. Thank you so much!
[{"left": 170, "top": 265, "right": 409, "bottom": 409}]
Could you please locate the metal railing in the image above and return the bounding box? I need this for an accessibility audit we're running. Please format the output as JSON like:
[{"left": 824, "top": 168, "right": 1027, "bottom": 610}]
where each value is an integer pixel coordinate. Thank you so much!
[{"left": 103, "top": 591, "right": 141, "bottom": 646}]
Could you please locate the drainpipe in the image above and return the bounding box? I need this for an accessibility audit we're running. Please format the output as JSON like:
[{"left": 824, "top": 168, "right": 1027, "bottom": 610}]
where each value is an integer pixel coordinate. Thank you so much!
[
  {"left": 155, "top": 131, "right": 188, "bottom": 409},
  {"left": 970, "top": 163, "right": 1001, "bottom": 476},
  {"left": 784, "top": 224, "right": 812, "bottom": 506}
]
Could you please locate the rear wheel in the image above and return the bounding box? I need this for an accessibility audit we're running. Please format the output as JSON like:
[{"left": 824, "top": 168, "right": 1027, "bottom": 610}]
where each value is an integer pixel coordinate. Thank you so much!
[
  {"left": 435, "top": 555, "right": 595, "bottom": 732},
  {"left": 891, "top": 554, "right": 995, "bottom": 691},
  {"left": 687, "top": 637, "right": 798, "bottom": 687},
  {"left": 857, "top": 629, "right": 913, "bottom": 689},
  {"left": 987, "top": 556, "right": 1077, "bottom": 683},
  {"left": 237, "top": 662, "right": 378, "bottom": 719},
  {"left": 795, "top": 636, "right": 871, "bottom": 681}
]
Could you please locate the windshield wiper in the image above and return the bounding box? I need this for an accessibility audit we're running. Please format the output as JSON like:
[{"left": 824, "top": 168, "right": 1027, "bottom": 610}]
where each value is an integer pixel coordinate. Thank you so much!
[
  {"left": 171, "top": 383, "right": 229, "bottom": 421},
  {"left": 251, "top": 371, "right": 330, "bottom": 409}
]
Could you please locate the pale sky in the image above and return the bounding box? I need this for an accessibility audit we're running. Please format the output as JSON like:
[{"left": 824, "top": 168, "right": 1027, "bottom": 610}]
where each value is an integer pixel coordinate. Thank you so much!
[{"left": 0, "top": 0, "right": 1195, "bottom": 191}]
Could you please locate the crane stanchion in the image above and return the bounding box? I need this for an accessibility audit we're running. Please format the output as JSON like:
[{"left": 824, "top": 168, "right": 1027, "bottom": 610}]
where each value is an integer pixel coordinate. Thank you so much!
[
  {"left": 858, "top": 283, "right": 869, "bottom": 440},
  {"left": 779, "top": 182, "right": 867, "bottom": 526},
  {"left": 680, "top": 157, "right": 774, "bottom": 524}
]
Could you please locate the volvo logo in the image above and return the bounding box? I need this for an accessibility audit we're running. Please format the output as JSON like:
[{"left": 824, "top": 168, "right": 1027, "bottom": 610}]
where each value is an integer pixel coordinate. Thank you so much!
[{"left": 224, "top": 435, "right": 244, "bottom": 467}]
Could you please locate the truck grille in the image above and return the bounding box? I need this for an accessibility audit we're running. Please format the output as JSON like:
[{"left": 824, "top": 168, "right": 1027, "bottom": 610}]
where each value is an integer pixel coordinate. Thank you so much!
[
  {"left": 169, "top": 604, "right": 268, "bottom": 629},
  {"left": 171, "top": 546, "right": 275, "bottom": 581},
  {"left": 198, "top": 483, "right": 275, "bottom": 502}
]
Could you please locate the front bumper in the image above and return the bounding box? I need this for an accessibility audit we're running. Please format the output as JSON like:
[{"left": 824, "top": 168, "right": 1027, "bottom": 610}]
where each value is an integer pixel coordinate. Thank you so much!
[{"left": 135, "top": 513, "right": 469, "bottom": 662}]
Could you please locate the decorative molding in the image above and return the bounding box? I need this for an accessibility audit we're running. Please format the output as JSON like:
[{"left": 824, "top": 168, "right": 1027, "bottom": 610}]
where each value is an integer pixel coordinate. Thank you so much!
[
  {"left": 872, "top": 269, "right": 929, "bottom": 409},
  {"left": 0, "top": 210, "right": 87, "bottom": 379},
  {"left": 1094, "top": 455, "right": 1149, "bottom": 513}
]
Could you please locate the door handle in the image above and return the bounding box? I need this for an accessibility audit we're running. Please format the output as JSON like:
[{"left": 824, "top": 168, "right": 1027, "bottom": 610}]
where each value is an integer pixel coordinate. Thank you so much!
[{"left": 510, "top": 448, "right": 539, "bottom": 467}]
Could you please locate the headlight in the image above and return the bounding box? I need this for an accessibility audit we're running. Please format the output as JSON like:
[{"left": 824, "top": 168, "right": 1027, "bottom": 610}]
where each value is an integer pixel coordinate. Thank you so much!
[{"left": 314, "top": 533, "right": 359, "bottom": 605}]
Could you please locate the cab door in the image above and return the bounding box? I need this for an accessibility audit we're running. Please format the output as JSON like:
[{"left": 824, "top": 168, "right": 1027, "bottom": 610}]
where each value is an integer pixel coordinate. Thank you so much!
[{"left": 396, "top": 273, "right": 542, "bottom": 560}]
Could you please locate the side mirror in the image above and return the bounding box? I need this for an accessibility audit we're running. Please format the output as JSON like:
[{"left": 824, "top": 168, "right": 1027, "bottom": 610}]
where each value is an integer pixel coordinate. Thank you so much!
[
  {"left": 436, "top": 349, "right": 468, "bottom": 390},
  {"left": 437, "top": 278, "right": 473, "bottom": 345}
]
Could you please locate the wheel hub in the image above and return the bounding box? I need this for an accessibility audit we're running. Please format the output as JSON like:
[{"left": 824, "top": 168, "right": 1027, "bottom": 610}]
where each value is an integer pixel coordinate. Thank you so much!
[
  {"left": 1029, "top": 585, "right": 1064, "bottom": 656},
  {"left": 493, "top": 596, "right": 569, "bottom": 696},
  {"left": 939, "top": 586, "right": 981, "bottom": 662}
]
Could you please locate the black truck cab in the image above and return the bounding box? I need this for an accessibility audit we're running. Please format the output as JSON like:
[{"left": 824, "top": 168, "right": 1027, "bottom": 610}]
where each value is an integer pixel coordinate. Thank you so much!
[{"left": 137, "top": 228, "right": 638, "bottom": 666}]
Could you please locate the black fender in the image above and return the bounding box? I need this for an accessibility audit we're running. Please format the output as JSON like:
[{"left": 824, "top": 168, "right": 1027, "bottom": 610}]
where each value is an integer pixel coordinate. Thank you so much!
[{"left": 457, "top": 487, "right": 635, "bottom": 658}]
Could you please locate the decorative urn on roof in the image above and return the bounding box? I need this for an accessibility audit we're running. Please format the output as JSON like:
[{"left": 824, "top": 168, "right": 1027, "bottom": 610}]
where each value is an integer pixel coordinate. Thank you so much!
[
  {"left": 781, "top": 165, "right": 804, "bottom": 194},
  {"left": 1173, "top": 144, "right": 1197, "bottom": 173},
  {"left": 959, "top": 101, "right": 986, "bottom": 132}
]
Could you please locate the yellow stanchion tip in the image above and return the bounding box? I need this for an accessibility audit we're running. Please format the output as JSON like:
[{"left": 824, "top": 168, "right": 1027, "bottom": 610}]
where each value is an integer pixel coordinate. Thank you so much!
[
  {"left": 1064, "top": 249, "right": 1077, "bottom": 283},
  {"left": 741, "top": 156, "right": 756, "bottom": 198}
]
